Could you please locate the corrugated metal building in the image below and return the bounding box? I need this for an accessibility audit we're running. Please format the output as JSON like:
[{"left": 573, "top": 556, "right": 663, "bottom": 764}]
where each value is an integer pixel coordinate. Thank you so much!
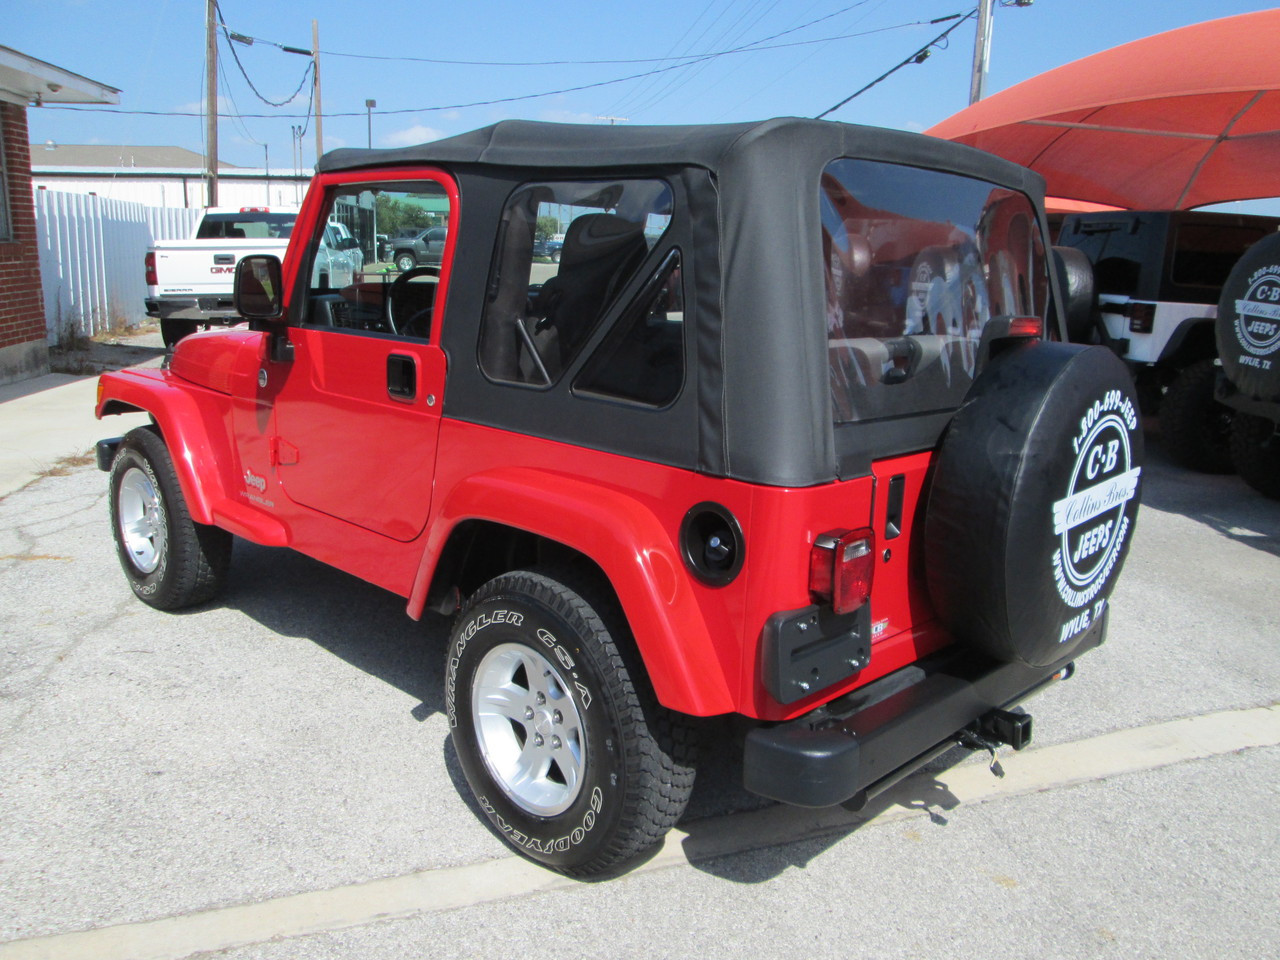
[{"left": 30, "top": 143, "right": 311, "bottom": 208}]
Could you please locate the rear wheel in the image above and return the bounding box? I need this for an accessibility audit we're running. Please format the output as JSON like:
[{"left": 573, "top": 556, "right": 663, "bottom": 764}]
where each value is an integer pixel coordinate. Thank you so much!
[
  {"left": 109, "top": 426, "right": 231, "bottom": 609},
  {"left": 1160, "top": 358, "right": 1234, "bottom": 473},
  {"left": 1231, "top": 413, "right": 1280, "bottom": 499},
  {"left": 445, "top": 569, "right": 696, "bottom": 876}
]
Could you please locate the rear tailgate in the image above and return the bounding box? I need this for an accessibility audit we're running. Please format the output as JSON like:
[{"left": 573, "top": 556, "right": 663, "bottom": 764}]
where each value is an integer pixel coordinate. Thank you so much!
[{"left": 150, "top": 240, "right": 289, "bottom": 299}]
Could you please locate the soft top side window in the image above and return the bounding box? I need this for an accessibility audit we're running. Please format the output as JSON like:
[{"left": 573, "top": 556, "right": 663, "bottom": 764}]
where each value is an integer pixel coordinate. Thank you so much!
[
  {"left": 479, "top": 179, "right": 672, "bottom": 386},
  {"left": 821, "top": 158, "right": 1048, "bottom": 424}
]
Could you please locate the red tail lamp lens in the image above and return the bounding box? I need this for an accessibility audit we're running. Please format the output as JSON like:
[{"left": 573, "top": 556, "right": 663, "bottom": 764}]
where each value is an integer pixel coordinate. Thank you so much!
[
  {"left": 809, "top": 529, "right": 875, "bottom": 615},
  {"left": 144, "top": 252, "right": 157, "bottom": 286},
  {"left": 1007, "top": 316, "right": 1042, "bottom": 338}
]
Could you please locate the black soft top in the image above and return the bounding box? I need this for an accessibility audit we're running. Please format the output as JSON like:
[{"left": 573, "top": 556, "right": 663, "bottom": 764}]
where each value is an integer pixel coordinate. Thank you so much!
[
  {"left": 318, "top": 117, "right": 1037, "bottom": 186},
  {"left": 320, "top": 119, "right": 1050, "bottom": 487}
]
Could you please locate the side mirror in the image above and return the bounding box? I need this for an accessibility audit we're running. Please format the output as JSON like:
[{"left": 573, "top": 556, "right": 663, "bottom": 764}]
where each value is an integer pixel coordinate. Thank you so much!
[
  {"left": 235, "top": 255, "right": 284, "bottom": 320},
  {"left": 337, "top": 236, "right": 360, "bottom": 250}
]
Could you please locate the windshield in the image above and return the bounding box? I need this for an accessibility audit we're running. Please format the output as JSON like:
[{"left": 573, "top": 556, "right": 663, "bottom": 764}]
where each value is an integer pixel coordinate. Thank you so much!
[{"left": 821, "top": 158, "right": 1048, "bottom": 423}]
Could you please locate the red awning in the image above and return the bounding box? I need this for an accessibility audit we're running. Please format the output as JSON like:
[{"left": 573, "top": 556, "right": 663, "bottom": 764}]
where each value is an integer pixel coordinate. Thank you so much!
[{"left": 926, "top": 10, "right": 1280, "bottom": 210}]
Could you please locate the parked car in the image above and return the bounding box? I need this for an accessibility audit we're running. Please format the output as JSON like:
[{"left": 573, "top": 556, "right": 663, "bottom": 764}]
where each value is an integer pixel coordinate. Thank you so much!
[
  {"left": 388, "top": 226, "right": 447, "bottom": 272},
  {"left": 1214, "top": 232, "right": 1280, "bottom": 498},
  {"left": 145, "top": 207, "right": 362, "bottom": 346},
  {"left": 96, "top": 118, "right": 1142, "bottom": 876},
  {"left": 1055, "top": 210, "right": 1280, "bottom": 472},
  {"left": 145, "top": 206, "right": 297, "bottom": 346}
]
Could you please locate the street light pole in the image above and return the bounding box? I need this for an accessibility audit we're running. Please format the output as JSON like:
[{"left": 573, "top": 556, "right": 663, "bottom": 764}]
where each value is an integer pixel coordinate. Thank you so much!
[{"left": 366, "top": 99, "right": 376, "bottom": 148}]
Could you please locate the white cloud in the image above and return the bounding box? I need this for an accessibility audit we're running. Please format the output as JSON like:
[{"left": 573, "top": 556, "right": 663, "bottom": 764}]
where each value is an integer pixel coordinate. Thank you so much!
[
  {"left": 381, "top": 124, "right": 445, "bottom": 148},
  {"left": 176, "top": 95, "right": 232, "bottom": 114}
]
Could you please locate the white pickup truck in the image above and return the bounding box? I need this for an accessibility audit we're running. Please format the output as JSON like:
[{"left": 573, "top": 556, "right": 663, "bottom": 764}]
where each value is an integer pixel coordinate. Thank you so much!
[{"left": 146, "top": 207, "right": 362, "bottom": 345}]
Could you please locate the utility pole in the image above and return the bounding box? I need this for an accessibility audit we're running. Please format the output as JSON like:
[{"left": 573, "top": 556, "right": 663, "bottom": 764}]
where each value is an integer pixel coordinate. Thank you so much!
[
  {"left": 312, "top": 20, "right": 323, "bottom": 164},
  {"left": 968, "top": 0, "right": 994, "bottom": 104},
  {"left": 205, "top": 0, "right": 218, "bottom": 206}
]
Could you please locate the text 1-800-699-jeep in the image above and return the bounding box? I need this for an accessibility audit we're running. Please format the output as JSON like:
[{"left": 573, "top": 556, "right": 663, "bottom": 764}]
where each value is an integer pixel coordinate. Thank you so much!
[{"left": 95, "top": 118, "right": 1142, "bottom": 876}]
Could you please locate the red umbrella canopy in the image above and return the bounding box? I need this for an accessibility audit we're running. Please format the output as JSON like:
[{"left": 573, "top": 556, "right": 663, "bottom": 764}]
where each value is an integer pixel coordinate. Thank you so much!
[{"left": 926, "top": 10, "right": 1280, "bottom": 210}]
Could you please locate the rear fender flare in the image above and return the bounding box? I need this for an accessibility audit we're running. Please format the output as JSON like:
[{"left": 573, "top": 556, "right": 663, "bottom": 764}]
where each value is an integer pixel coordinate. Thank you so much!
[{"left": 409, "top": 467, "right": 735, "bottom": 716}]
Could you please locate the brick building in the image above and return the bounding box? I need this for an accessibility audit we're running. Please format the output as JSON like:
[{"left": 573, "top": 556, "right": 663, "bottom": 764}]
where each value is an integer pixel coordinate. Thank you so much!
[{"left": 0, "top": 46, "right": 118, "bottom": 385}]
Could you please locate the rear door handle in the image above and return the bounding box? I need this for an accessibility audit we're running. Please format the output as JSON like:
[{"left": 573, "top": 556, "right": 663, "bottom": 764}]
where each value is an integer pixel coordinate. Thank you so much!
[{"left": 884, "top": 474, "right": 905, "bottom": 540}]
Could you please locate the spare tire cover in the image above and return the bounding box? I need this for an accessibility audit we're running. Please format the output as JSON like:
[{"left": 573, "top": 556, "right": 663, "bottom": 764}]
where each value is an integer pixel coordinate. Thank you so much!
[
  {"left": 1216, "top": 232, "right": 1280, "bottom": 402},
  {"left": 924, "top": 341, "right": 1143, "bottom": 667}
]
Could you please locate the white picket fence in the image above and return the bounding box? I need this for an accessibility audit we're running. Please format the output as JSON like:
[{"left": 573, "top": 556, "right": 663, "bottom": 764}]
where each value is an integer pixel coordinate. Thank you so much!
[{"left": 34, "top": 190, "right": 201, "bottom": 343}]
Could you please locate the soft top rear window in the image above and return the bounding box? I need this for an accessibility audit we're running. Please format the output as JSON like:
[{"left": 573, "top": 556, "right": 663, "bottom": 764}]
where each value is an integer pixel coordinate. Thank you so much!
[{"left": 822, "top": 158, "right": 1047, "bottom": 424}]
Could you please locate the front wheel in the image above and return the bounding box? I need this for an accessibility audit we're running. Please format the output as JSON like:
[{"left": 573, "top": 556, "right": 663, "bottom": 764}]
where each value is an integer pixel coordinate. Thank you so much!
[
  {"left": 109, "top": 426, "right": 231, "bottom": 609},
  {"left": 445, "top": 570, "right": 695, "bottom": 876},
  {"left": 395, "top": 252, "right": 417, "bottom": 273}
]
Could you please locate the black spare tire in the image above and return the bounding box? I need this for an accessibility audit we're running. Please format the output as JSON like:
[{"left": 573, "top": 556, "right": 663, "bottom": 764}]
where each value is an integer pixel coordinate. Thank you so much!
[
  {"left": 1216, "top": 232, "right": 1280, "bottom": 402},
  {"left": 924, "top": 341, "right": 1143, "bottom": 668}
]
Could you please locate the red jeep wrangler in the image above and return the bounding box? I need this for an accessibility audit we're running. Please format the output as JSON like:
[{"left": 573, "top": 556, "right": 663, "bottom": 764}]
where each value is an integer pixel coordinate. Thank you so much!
[{"left": 96, "top": 118, "right": 1142, "bottom": 876}]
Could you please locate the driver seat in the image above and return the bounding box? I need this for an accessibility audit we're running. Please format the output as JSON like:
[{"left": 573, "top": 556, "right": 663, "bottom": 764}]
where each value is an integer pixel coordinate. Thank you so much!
[{"left": 535, "top": 213, "right": 649, "bottom": 368}]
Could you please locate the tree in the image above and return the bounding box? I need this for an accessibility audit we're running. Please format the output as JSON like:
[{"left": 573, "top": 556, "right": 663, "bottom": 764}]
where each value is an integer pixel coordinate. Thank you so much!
[{"left": 535, "top": 215, "right": 560, "bottom": 241}]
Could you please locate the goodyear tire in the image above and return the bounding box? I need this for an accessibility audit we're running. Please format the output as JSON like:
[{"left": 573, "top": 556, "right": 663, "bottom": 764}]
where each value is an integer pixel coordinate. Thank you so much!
[
  {"left": 109, "top": 426, "right": 232, "bottom": 610},
  {"left": 924, "top": 342, "right": 1143, "bottom": 668},
  {"left": 1230, "top": 412, "right": 1280, "bottom": 500},
  {"left": 1159, "top": 358, "right": 1235, "bottom": 474},
  {"left": 1216, "top": 232, "right": 1280, "bottom": 402},
  {"left": 445, "top": 570, "right": 696, "bottom": 876}
]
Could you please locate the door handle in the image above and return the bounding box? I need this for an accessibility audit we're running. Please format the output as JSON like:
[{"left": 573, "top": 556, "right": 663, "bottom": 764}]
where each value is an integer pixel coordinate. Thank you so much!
[
  {"left": 884, "top": 474, "right": 905, "bottom": 540},
  {"left": 387, "top": 354, "right": 417, "bottom": 401}
]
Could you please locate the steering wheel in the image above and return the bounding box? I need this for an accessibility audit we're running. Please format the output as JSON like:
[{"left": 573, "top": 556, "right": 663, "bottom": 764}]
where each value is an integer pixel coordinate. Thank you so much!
[{"left": 389, "top": 265, "right": 441, "bottom": 337}]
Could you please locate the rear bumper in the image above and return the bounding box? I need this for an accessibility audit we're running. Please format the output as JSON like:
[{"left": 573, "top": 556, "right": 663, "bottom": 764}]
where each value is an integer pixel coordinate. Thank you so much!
[
  {"left": 743, "top": 613, "right": 1106, "bottom": 808},
  {"left": 145, "top": 297, "right": 239, "bottom": 323}
]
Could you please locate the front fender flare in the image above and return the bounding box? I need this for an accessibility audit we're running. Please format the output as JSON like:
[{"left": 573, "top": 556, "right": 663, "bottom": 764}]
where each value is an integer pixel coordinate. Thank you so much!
[
  {"left": 96, "top": 369, "right": 228, "bottom": 527},
  {"left": 410, "top": 467, "right": 735, "bottom": 716}
]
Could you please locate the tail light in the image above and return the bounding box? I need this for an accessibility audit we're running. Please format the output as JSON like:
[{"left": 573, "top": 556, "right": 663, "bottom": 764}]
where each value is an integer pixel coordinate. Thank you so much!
[
  {"left": 809, "top": 528, "right": 875, "bottom": 615},
  {"left": 1006, "top": 316, "right": 1042, "bottom": 338},
  {"left": 1127, "top": 302, "right": 1155, "bottom": 333},
  {"left": 144, "top": 251, "right": 157, "bottom": 286}
]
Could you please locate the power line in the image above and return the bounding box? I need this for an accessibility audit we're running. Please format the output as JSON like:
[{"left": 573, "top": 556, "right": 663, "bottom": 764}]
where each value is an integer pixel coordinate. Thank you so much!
[
  {"left": 214, "top": 0, "right": 312, "bottom": 108},
  {"left": 815, "top": 10, "right": 975, "bottom": 119},
  {"left": 45, "top": 16, "right": 957, "bottom": 121},
  {"left": 232, "top": 2, "right": 925, "bottom": 68}
]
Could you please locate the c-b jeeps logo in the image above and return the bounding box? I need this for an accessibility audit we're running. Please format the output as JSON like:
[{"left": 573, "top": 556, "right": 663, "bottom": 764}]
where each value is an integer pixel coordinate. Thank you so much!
[{"left": 1052, "top": 390, "right": 1142, "bottom": 609}]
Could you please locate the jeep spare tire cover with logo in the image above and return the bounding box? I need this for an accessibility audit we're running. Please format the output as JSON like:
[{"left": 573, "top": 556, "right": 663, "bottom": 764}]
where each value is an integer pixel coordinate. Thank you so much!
[
  {"left": 1216, "top": 232, "right": 1280, "bottom": 402},
  {"left": 924, "top": 342, "right": 1143, "bottom": 668}
]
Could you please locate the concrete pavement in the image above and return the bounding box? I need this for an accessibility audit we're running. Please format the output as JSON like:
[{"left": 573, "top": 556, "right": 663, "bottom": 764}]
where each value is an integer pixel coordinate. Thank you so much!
[{"left": 0, "top": 336, "right": 160, "bottom": 497}]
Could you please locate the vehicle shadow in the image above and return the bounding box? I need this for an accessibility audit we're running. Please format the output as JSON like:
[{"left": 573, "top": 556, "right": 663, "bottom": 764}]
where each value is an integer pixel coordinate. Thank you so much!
[
  {"left": 1137, "top": 428, "right": 1280, "bottom": 558},
  {"left": 678, "top": 745, "right": 977, "bottom": 883},
  {"left": 203, "top": 542, "right": 1038, "bottom": 885},
  {"left": 214, "top": 539, "right": 449, "bottom": 721}
]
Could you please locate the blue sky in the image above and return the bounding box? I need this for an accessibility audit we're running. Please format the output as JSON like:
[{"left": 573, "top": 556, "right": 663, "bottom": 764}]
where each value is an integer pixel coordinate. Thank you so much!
[{"left": 11, "top": 0, "right": 1278, "bottom": 178}]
